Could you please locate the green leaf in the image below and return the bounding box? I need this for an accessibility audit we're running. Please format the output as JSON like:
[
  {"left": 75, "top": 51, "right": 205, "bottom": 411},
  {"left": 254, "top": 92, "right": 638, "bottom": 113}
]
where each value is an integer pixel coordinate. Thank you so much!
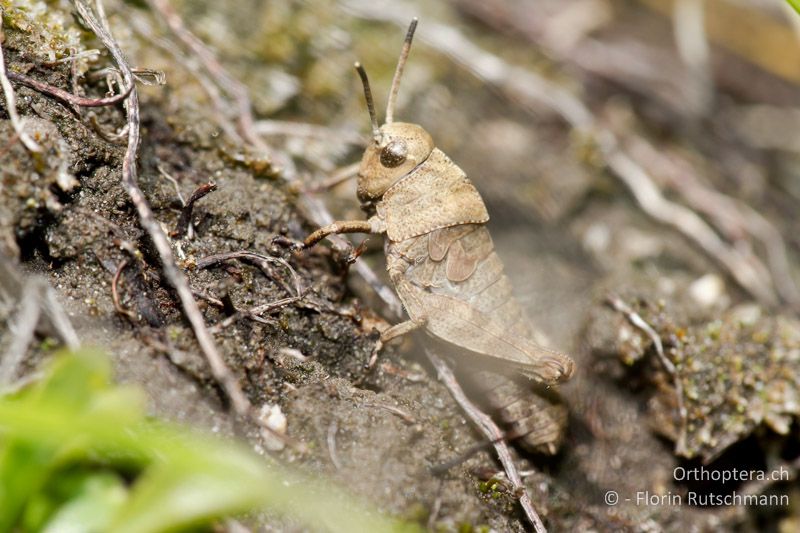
[
  {"left": 787, "top": 0, "right": 800, "bottom": 16},
  {"left": 26, "top": 350, "right": 112, "bottom": 410},
  {"left": 40, "top": 473, "right": 127, "bottom": 533},
  {"left": 0, "top": 351, "right": 420, "bottom": 533},
  {"left": 0, "top": 441, "right": 55, "bottom": 531},
  {"left": 110, "top": 462, "right": 264, "bottom": 533},
  {"left": 112, "top": 432, "right": 419, "bottom": 533},
  {"left": 37, "top": 471, "right": 128, "bottom": 533}
]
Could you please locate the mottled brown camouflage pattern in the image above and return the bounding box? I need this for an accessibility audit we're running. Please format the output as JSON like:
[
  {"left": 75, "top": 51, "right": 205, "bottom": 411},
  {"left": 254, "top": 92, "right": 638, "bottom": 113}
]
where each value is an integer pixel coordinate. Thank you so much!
[
  {"left": 316, "top": 21, "right": 577, "bottom": 453},
  {"left": 350, "top": 122, "right": 574, "bottom": 453}
]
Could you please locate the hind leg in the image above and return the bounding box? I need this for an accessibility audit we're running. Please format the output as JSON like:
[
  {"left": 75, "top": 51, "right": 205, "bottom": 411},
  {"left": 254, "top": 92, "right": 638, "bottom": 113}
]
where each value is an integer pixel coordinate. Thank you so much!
[{"left": 367, "top": 317, "right": 426, "bottom": 368}]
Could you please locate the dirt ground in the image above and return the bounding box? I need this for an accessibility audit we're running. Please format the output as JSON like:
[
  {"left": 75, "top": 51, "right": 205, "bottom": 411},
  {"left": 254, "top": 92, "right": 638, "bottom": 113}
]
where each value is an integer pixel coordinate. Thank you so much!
[{"left": 2, "top": 0, "right": 799, "bottom": 531}]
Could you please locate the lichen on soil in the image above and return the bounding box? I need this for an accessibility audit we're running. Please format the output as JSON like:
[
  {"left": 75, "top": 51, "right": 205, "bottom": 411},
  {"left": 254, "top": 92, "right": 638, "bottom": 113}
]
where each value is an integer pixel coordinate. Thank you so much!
[{"left": 2, "top": 0, "right": 800, "bottom": 531}]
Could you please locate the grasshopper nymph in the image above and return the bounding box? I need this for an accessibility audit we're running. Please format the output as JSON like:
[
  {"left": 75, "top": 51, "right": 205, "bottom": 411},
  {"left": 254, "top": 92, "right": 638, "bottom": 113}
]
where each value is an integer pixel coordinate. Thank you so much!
[{"left": 301, "top": 19, "right": 574, "bottom": 453}]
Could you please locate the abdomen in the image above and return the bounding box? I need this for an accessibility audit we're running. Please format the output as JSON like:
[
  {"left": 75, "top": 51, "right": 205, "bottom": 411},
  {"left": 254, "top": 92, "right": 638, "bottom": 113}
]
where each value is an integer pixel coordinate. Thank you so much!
[{"left": 385, "top": 224, "right": 571, "bottom": 453}]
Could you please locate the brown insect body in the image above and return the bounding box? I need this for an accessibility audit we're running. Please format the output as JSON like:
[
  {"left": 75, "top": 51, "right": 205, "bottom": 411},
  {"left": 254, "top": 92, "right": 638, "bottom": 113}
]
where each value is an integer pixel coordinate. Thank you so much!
[
  {"left": 358, "top": 127, "right": 573, "bottom": 385},
  {"left": 360, "top": 125, "right": 572, "bottom": 454},
  {"left": 303, "top": 20, "right": 574, "bottom": 453}
]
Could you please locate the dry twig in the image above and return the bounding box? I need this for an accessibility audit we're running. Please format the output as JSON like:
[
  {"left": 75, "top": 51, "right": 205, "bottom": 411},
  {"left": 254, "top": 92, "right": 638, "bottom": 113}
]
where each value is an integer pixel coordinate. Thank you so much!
[
  {"left": 126, "top": 11, "right": 244, "bottom": 144},
  {"left": 111, "top": 259, "right": 137, "bottom": 322},
  {"left": 0, "top": 251, "right": 80, "bottom": 387},
  {"left": 0, "top": 254, "right": 79, "bottom": 353},
  {"left": 626, "top": 136, "right": 800, "bottom": 308},
  {"left": 196, "top": 251, "right": 305, "bottom": 328},
  {"left": 426, "top": 348, "right": 547, "bottom": 533},
  {"left": 196, "top": 250, "right": 303, "bottom": 299},
  {"left": 248, "top": 296, "right": 303, "bottom": 317},
  {"left": 306, "top": 162, "right": 361, "bottom": 193},
  {"left": 302, "top": 195, "right": 404, "bottom": 318},
  {"left": 602, "top": 145, "right": 778, "bottom": 305},
  {"left": 254, "top": 120, "right": 365, "bottom": 146},
  {"left": 175, "top": 181, "right": 217, "bottom": 239},
  {"left": 605, "top": 295, "right": 689, "bottom": 456},
  {"left": 145, "top": 0, "right": 269, "bottom": 155},
  {"left": 40, "top": 288, "right": 80, "bottom": 351},
  {"left": 429, "top": 434, "right": 510, "bottom": 476},
  {"left": 363, "top": 402, "right": 416, "bottom": 424},
  {"left": 0, "top": 280, "right": 43, "bottom": 387},
  {"left": 427, "top": 481, "right": 444, "bottom": 531},
  {"left": 672, "top": 0, "right": 713, "bottom": 112},
  {"left": 7, "top": 70, "right": 133, "bottom": 107},
  {"left": 68, "top": 0, "right": 259, "bottom": 426}
]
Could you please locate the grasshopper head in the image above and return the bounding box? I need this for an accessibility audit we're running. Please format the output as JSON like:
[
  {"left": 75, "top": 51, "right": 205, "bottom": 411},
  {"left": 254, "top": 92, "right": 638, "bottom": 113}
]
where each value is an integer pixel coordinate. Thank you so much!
[
  {"left": 353, "top": 19, "right": 433, "bottom": 203},
  {"left": 357, "top": 122, "right": 433, "bottom": 202}
]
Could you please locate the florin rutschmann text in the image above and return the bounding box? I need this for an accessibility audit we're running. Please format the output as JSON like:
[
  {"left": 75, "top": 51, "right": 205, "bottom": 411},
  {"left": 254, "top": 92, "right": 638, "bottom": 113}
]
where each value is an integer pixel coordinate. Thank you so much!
[
  {"left": 633, "top": 490, "right": 787, "bottom": 507},
  {"left": 603, "top": 467, "right": 790, "bottom": 508}
]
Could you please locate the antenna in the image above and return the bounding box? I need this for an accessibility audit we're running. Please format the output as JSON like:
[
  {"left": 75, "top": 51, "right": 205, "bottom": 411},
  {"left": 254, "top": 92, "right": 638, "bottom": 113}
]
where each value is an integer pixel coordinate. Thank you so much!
[
  {"left": 385, "top": 17, "right": 418, "bottom": 124},
  {"left": 354, "top": 62, "right": 381, "bottom": 142}
]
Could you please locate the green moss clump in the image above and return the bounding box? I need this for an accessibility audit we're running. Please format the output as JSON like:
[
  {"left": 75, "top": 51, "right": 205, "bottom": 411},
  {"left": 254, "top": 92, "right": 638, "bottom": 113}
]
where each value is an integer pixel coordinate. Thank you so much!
[{"left": 1, "top": 1, "right": 88, "bottom": 66}]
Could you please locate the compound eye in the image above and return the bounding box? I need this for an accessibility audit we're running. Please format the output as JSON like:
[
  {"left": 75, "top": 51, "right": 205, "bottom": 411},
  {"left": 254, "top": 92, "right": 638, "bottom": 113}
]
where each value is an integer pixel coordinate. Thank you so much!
[{"left": 380, "top": 140, "right": 408, "bottom": 168}]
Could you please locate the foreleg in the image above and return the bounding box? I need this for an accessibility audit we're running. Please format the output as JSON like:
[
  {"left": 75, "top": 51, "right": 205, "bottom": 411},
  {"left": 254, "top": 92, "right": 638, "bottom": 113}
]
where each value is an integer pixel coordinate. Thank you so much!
[{"left": 302, "top": 216, "right": 385, "bottom": 248}]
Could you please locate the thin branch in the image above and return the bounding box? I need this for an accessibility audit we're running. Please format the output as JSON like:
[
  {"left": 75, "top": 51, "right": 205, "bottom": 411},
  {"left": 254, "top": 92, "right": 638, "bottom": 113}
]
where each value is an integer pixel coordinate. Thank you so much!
[
  {"left": 196, "top": 250, "right": 303, "bottom": 299},
  {"left": 605, "top": 295, "right": 688, "bottom": 456},
  {"left": 363, "top": 402, "right": 416, "bottom": 424},
  {"left": 125, "top": 9, "right": 245, "bottom": 145},
  {"left": 6, "top": 70, "right": 133, "bottom": 108},
  {"left": 157, "top": 164, "right": 187, "bottom": 205},
  {"left": 195, "top": 251, "right": 305, "bottom": 327},
  {"left": 42, "top": 48, "right": 101, "bottom": 66},
  {"left": 427, "top": 481, "right": 444, "bottom": 531},
  {"left": 425, "top": 348, "right": 547, "bottom": 533},
  {"left": 144, "top": 0, "right": 270, "bottom": 155},
  {"left": 301, "top": 195, "right": 404, "bottom": 318},
  {"left": 306, "top": 162, "right": 361, "bottom": 193},
  {"left": 248, "top": 296, "right": 303, "bottom": 316},
  {"left": 602, "top": 145, "right": 777, "bottom": 305},
  {"left": 111, "top": 259, "right": 137, "bottom": 322},
  {"left": 673, "top": 0, "right": 713, "bottom": 113},
  {"left": 1, "top": 279, "right": 43, "bottom": 387},
  {"left": 0, "top": 252, "right": 79, "bottom": 352},
  {"left": 40, "top": 286, "right": 80, "bottom": 351},
  {"left": 0, "top": 251, "right": 80, "bottom": 388},
  {"left": 69, "top": 0, "right": 253, "bottom": 417},
  {"left": 627, "top": 136, "right": 799, "bottom": 307},
  {"left": 253, "top": 120, "right": 365, "bottom": 145},
  {"left": 175, "top": 181, "right": 217, "bottom": 239},
  {"left": 429, "top": 434, "right": 510, "bottom": 476}
]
